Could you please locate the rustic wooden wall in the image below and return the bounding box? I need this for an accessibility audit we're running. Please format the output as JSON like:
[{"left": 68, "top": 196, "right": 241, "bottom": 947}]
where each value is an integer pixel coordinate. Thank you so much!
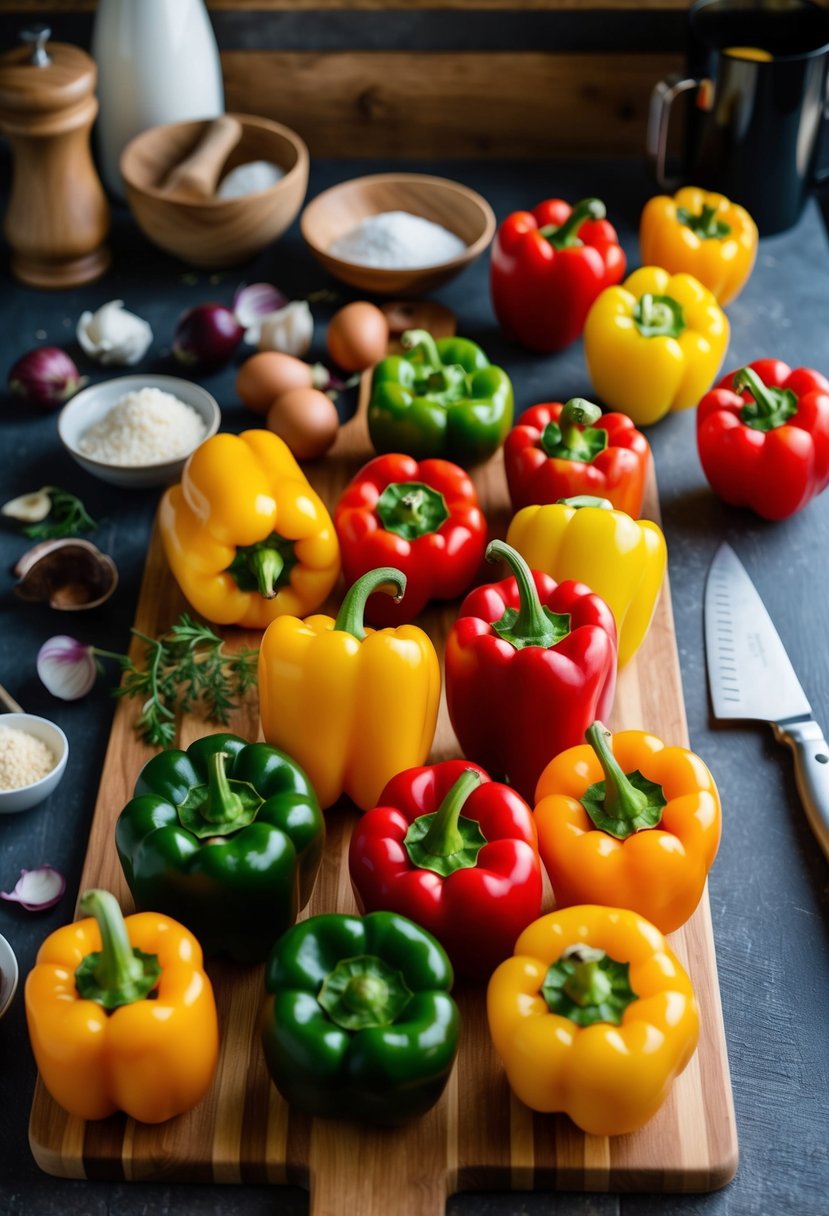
[{"left": 0, "top": 1, "right": 691, "bottom": 157}]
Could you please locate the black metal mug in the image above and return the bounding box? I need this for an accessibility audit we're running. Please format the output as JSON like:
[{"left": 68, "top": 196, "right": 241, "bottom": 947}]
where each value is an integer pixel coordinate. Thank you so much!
[{"left": 648, "top": 0, "right": 829, "bottom": 235}]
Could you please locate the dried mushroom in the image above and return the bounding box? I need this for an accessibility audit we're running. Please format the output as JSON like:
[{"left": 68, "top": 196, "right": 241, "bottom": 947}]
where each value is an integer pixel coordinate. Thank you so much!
[{"left": 14, "top": 539, "right": 118, "bottom": 610}]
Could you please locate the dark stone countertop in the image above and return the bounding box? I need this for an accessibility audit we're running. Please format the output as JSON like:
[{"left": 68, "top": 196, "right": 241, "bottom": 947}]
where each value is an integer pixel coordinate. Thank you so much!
[{"left": 0, "top": 158, "right": 827, "bottom": 1216}]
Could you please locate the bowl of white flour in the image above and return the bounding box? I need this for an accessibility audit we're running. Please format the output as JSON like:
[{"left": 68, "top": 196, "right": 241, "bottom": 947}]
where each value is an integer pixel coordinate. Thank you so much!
[{"left": 300, "top": 173, "right": 496, "bottom": 295}]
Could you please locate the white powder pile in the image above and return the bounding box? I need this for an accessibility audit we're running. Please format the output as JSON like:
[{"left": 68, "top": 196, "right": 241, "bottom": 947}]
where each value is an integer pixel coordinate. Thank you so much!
[
  {"left": 79, "top": 387, "right": 206, "bottom": 466},
  {"left": 329, "top": 210, "right": 467, "bottom": 269},
  {"left": 0, "top": 725, "right": 56, "bottom": 791}
]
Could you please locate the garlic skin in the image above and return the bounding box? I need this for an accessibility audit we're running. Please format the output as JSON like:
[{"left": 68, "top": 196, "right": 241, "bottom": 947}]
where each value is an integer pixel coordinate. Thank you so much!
[
  {"left": 258, "top": 301, "right": 313, "bottom": 358},
  {"left": 76, "top": 300, "right": 153, "bottom": 366},
  {"left": 2, "top": 488, "right": 51, "bottom": 523}
]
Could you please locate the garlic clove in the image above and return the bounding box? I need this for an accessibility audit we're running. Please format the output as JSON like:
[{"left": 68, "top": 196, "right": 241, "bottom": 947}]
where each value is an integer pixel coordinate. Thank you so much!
[
  {"left": 15, "top": 539, "right": 118, "bottom": 611},
  {"left": 76, "top": 300, "right": 153, "bottom": 366},
  {"left": 258, "top": 300, "right": 314, "bottom": 358},
  {"left": 2, "top": 487, "right": 52, "bottom": 524}
]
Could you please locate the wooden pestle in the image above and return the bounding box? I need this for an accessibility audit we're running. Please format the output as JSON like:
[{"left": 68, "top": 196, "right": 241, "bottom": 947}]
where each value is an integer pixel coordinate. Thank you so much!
[{"left": 160, "top": 115, "right": 243, "bottom": 200}]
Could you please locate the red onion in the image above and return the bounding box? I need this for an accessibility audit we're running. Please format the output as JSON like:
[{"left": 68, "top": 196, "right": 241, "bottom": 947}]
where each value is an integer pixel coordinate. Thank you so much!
[
  {"left": 172, "top": 304, "right": 244, "bottom": 373},
  {"left": 8, "top": 347, "right": 86, "bottom": 410},
  {"left": 0, "top": 866, "right": 66, "bottom": 911},
  {"left": 233, "top": 282, "right": 288, "bottom": 341}
]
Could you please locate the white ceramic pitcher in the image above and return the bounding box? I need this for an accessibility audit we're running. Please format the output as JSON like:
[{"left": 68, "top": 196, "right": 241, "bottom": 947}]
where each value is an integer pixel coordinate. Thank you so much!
[{"left": 92, "top": 0, "right": 224, "bottom": 199}]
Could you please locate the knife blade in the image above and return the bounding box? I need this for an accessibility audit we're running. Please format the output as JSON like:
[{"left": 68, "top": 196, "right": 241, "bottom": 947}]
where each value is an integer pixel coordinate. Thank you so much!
[{"left": 704, "top": 542, "right": 829, "bottom": 860}]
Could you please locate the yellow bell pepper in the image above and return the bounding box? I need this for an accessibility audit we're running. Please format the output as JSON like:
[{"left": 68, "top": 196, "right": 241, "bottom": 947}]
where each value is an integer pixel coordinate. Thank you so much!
[
  {"left": 258, "top": 566, "right": 440, "bottom": 811},
  {"left": 640, "top": 187, "right": 758, "bottom": 306},
  {"left": 583, "top": 266, "right": 729, "bottom": 426},
  {"left": 159, "top": 430, "right": 340, "bottom": 629},
  {"left": 487, "top": 904, "right": 699, "bottom": 1136},
  {"left": 25, "top": 889, "right": 219, "bottom": 1123},
  {"left": 506, "top": 496, "right": 666, "bottom": 668}
]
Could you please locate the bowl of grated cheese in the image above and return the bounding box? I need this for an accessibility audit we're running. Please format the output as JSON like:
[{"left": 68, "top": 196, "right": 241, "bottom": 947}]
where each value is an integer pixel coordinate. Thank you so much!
[
  {"left": 0, "top": 713, "right": 68, "bottom": 814},
  {"left": 58, "top": 374, "right": 220, "bottom": 488}
]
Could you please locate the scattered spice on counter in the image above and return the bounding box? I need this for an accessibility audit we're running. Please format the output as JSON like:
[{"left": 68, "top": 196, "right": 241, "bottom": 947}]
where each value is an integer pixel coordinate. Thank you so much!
[
  {"left": 78, "top": 387, "right": 206, "bottom": 466},
  {"left": 329, "top": 210, "right": 466, "bottom": 268},
  {"left": 0, "top": 725, "right": 56, "bottom": 790}
]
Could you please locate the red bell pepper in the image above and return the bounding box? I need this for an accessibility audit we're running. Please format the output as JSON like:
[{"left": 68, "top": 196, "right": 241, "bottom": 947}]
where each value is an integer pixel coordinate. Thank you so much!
[
  {"left": 445, "top": 540, "right": 617, "bottom": 804},
  {"left": 334, "top": 452, "right": 487, "bottom": 626},
  {"left": 504, "top": 398, "right": 651, "bottom": 517},
  {"left": 349, "top": 760, "right": 543, "bottom": 978},
  {"left": 697, "top": 360, "right": 829, "bottom": 521},
  {"left": 490, "top": 198, "right": 626, "bottom": 353}
]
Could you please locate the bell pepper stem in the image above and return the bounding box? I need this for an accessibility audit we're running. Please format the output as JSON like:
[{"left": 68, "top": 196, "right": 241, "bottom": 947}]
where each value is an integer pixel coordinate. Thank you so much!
[
  {"left": 317, "top": 953, "right": 413, "bottom": 1030},
  {"left": 539, "top": 197, "right": 606, "bottom": 249},
  {"left": 562, "top": 946, "right": 613, "bottom": 1006},
  {"left": 559, "top": 398, "right": 603, "bottom": 448},
  {"left": 334, "top": 566, "right": 407, "bottom": 641},
  {"left": 203, "top": 750, "right": 245, "bottom": 824},
  {"left": 733, "top": 366, "right": 779, "bottom": 419},
  {"left": 75, "top": 889, "right": 161, "bottom": 1010},
  {"left": 587, "top": 722, "right": 648, "bottom": 819},
  {"left": 581, "top": 722, "right": 666, "bottom": 838},
  {"left": 678, "top": 202, "right": 732, "bottom": 239},
  {"left": 402, "top": 328, "right": 442, "bottom": 369},
  {"left": 557, "top": 495, "right": 614, "bottom": 511},
  {"left": 540, "top": 942, "right": 636, "bottom": 1027},
  {"left": 252, "top": 547, "right": 284, "bottom": 599},
  {"left": 486, "top": 539, "right": 569, "bottom": 650},
  {"left": 634, "top": 292, "right": 685, "bottom": 338},
  {"left": 420, "top": 769, "right": 484, "bottom": 857},
  {"left": 376, "top": 481, "right": 450, "bottom": 539}
]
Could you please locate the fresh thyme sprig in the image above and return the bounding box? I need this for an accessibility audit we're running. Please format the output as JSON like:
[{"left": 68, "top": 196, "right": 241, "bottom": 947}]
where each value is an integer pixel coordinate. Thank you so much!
[
  {"left": 23, "top": 486, "right": 98, "bottom": 540},
  {"left": 114, "top": 613, "right": 259, "bottom": 747}
]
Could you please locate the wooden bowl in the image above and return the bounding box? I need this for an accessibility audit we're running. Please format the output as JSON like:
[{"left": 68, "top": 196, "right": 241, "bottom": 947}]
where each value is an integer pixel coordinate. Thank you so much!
[
  {"left": 120, "top": 114, "right": 309, "bottom": 268},
  {"left": 300, "top": 173, "right": 496, "bottom": 295}
]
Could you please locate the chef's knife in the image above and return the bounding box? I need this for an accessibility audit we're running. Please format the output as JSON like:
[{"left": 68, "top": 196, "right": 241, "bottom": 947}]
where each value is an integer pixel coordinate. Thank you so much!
[{"left": 704, "top": 542, "right": 829, "bottom": 860}]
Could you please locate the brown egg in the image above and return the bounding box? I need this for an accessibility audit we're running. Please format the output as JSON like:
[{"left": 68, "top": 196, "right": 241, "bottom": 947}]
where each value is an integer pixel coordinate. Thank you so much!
[
  {"left": 326, "top": 301, "right": 389, "bottom": 373},
  {"left": 265, "top": 388, "right": 340, "bottom": 461},
  {"left": 236, "top": 352, "right": 314, "bottom": 414}
]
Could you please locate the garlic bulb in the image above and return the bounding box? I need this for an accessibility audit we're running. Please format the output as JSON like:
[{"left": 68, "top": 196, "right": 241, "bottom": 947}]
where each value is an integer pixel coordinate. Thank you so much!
[
  {"left": 76, "top": 300, "right": 153, "bottom": 366},
  {"left": 2, "top": 488, "right": 52, "bottom": 523},
  {"left": 258, "top": 301, "right": 313, "bottom": 358}
]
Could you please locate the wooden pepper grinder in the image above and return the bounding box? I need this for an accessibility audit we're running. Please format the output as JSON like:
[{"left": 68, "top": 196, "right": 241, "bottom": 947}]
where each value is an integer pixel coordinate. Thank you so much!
[{"left": 0, "top": 25, "right": 110, "bottom": 288}]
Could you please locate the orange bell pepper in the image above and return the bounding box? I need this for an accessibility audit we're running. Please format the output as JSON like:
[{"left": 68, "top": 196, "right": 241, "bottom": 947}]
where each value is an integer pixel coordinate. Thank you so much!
[
  {"left": 25, "top": 889, "right": 219, "bottom": 1123},
  {"left": 534, "top": 723, "right": 721, "bottom": 933}
]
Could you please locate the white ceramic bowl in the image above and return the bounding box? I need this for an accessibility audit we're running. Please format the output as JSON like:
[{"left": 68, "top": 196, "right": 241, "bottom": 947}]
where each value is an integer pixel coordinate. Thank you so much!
[
  {"left": 0, "top": 934, "right": 19, "bottom": 1020},
  {"left": 58, "top": 374, "right": 220, "bottom": 489},
  {"left": 0, "top": 713, "right": 69, "bottom": 813}
]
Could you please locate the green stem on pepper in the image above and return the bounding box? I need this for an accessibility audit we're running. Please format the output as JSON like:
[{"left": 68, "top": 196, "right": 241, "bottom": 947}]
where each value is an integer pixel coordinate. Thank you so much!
[
  {"left": 580, "top": 722, "right": 665, "bottom": 838},
  {"left": 486, "top": 539, "right": 571, "bottom": 651},
  {"left": 74, "top": 889, "right": 162, "bottom": 1010},
  {"left": 404, "top": 768, "right": 488, "bottom": 876},
  {"left": 334, "top": 567, "right": 407, "bottom": 641},
  {"left": 539, "top": 198, "right": 606, "bottom": 250}
]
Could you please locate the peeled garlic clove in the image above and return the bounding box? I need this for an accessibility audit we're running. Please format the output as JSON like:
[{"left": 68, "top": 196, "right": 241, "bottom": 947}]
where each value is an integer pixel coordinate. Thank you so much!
[
  {"left": 258, "top": 300, "right": 314, "bottom": 358},
  {"left": 2, "top": 487, "right": 52, "bottom": 523},
  {"left": 15, "top": 539, "right": 118, "bottom": 611},
  {"left": 76, "top": 300, "right": 153, "bottom": 366}
]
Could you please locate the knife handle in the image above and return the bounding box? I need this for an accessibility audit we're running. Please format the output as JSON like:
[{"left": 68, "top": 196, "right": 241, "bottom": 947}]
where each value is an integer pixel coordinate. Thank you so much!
[{"left": 772, "top": 719, "right": 829, "bottom": 861}]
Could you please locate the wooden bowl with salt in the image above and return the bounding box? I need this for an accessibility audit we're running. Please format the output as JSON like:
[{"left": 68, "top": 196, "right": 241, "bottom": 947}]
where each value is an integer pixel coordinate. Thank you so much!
[
  {"left": 121, "top": 113, "right": 309, "bottom": 269},
  {"left": 300, "top": 173, "right": 496, "bottom": 295}
]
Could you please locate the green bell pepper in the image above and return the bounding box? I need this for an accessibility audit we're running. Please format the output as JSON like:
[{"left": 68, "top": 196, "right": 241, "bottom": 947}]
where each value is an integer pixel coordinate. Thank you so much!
[
  {"left": 367, "top": 328, "right": 514, "bottom": 466},
  {"left": 261, "top": 910, "right": 460, "bottom": 1124},
  {"left": 115, "top": 732, "right": 325, "bottom": 964}
]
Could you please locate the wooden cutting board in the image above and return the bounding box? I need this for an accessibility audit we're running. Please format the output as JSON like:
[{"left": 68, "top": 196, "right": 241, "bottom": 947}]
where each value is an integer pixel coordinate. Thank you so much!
[{"left": 29, "top": 308, "right": 738, "bottom": 1207}]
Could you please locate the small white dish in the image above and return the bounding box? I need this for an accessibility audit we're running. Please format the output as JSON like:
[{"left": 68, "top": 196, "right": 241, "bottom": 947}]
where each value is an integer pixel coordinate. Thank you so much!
[
  {"left": 0, "top": 934, "right": 19, "bottom": 1020},
  {"left": 57, "top": 373, "right": 220, "bottom": 489},
  {"left": 0, "top": 713, "right": 69, "bottom": 814}
]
